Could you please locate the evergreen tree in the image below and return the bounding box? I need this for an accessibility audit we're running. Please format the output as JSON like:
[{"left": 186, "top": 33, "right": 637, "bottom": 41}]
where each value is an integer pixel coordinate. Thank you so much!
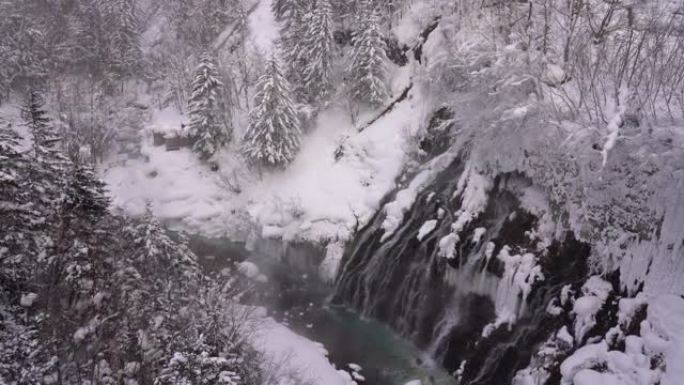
[
  {"left": 102, "top": 0, "right": 142, "bottom": 80},
  {"left": 23, "top": 91, "right": 70, "bottom": 224},
  {"left": 280, "top": 0, "right": 311, "bottom": 96},
  {"left": 242, "top": 57, "right": 302, "bottom": 167},
  {"left": 187, "top": 53, "right": 231, "bottom": 160},
  {"left": 23, "top": 91, "right": 50, "bottom": 133},
  {"left": 299, "top": 0, "right": 336, "bottom": 102},
  {"left": 347, "top": 4, "right": 390, "bottom": 107},
  {"left": 271, "top": 0, "right": 290, "bottom": 20},
  {"left": 71, "top": 0, "right": 109, "bottom": 76},
  {"left": 0, "top": 1, "right": 49, "bottom": 96},
  {"left": 109, "top": 0, "right": 142, "bottom": 78},
  {"left": 170, "top": 0, "right": 238, "bottom": 47},
  {"left": 63, "top": 162, "right": 110, "bottom": 223},
  {"left": 23, "top": 91, "right": 64, "bottom": 163},
  {"left": 1, "top": 116, "right": 265, "bottom": 385},
  {"left": 0, "top": 124, "right": 34, "bottom": 283}
]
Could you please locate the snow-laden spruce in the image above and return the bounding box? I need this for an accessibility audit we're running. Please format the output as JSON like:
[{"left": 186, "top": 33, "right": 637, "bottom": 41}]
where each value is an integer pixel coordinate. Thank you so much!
[
  {"left": 299, "top": 0, "right": 336, "bottom": 103},
  {"left": 101, "top": 0, "right": 141, "bottom": 79},
  {"left": 347, "top": 4, "right": 390, "bottom": 107},
  {"left": 242, "top": 57, "right": 302, "bottom": 166},
  {"left": 278, "top": 0, "right": 310, "bottom": 95},
  {"left": 187, "top": 53, "right": 231, "bottom": 160}
]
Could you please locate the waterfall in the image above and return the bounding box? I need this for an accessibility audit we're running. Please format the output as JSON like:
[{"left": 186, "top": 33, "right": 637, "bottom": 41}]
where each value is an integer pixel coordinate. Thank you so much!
[{"left": 332, "top": 159, "right": 591, "bottom": 384}]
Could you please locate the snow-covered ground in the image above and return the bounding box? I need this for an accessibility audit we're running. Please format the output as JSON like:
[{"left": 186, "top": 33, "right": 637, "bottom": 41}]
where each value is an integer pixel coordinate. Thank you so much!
[
  {"left": 252, "top": 311, "right": 356, "bottom": 385},
  {"left": 104, "top": 64, "right": 423, "bottom": 242}
]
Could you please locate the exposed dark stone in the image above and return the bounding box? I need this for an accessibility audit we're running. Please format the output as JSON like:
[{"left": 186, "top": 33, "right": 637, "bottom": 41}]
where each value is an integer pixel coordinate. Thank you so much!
[
  {"left": 419, "top": 106, "right": 455, "bottom": 157},
  {"left": 460, "top": 234, "right": 590, "bottom": 385},
  {"left": 332, "top": 136, "right": 596, "bottom": 385},
  {"left": 384, "top": 36, "right": 409, "bottom": 66},
  {"left": 414, "top": 18, "right": 440, "bottom": 63},
  {"left": 165, "top": 136, "right": 181, "bottom": 151},
  {"left": 332, "top": 157, "right": 465, "bottom": 344},
  {"left": 357, "top": 83, "right": 413, "bottom": 132},
  {"left": 153, "top": 132, "right": 165, "bottom": 146},
  {"left": 623, "top": 303, "right": 648, "bottom": 337},
  {"left": 439, "top": 294, "right": 496, "bottom": 372}
]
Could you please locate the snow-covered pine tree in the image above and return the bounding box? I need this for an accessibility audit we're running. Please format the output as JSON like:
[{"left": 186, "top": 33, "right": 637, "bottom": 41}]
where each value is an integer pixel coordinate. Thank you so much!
[
  {"left": 23, "top": 90, "right": 69, "bottom": 207},
  {"left": 0, "top": 1, "right": 49, "bottom": 97},
  {"left": 187, "top": 53, "right": 231, "bottom": 160},
  {"left": 299, "top": 0, "right": 336, "bottom": 103},
  {"left": 102, "top": 0, "right": 142, "bottom": 81},
  {"left": 242, "top": 57, "right": 302, "bottom": 167},
  {"left": 63, "top": 161, "right": 110, "bottom": 222},
  {"left": 280, "top": 0, "right": 311, "bottom": 96},
  {"left": 347, "top": 3, "right": 390, "bottom": 107},
  {"left": 23, "top": 91, "right": 64, "bottom": 167},
  {"left": 0, "top": 124, "right": 33, "bottom": 282},
  {"left": 24, "top": 90, "right": 50, "bottom": 131},
  {"left": 271, "top": 0, "right": 292, "bottom": 20},
  {"left": 169, "top": 0, "right": 239, "bottom": 47}
]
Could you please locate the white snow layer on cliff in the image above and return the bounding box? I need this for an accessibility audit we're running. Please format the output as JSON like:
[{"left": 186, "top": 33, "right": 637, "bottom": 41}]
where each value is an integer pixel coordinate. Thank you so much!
[
  {"left": 572, "top": 276, "right": 614, "bottom": 342},
  {"left": 556, "top": 294, "right": 684, "bottom": 385},
  {"left": 104, "top": 65, "right": 422, "bottom": 242}
]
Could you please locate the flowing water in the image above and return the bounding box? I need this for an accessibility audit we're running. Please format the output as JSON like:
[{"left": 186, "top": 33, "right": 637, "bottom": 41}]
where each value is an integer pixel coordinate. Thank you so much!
[
  {"left": 187, "top": 236, "right": 456, "bottom": 385},
  {"left": 331, "top": 159, "right": 591, "bottom": 384},
  {"left": 185, "top": 160, "right": 590, "bottom": 385}
]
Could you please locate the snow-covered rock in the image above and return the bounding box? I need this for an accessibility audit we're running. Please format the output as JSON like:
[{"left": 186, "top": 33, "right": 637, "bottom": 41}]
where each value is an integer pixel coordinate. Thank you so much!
[
  {"left": 417, "top": 219, "right": 438, "bottom": 241},
  {"left": 573, "top": 276, "right": 613, "bottom": 342},
  {"left": 438, "top": 233, "right": 459, "bottom": 259},
  {"left": 20, "top": 292, "right": 38, "bottom": 307},
  {"left": 237, "top": 261, "right": 260, "bottom": 279}
]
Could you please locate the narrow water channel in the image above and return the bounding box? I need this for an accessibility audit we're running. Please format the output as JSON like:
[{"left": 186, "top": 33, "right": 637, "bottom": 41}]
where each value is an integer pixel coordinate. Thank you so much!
[{"left": 186, "top": 236, "right": 456, "bottom": 385}]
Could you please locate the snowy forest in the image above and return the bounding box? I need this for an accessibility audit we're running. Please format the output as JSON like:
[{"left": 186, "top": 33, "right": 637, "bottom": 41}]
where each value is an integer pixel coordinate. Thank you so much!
[{"left": 1, "top": 0, "right": 683, "bottom": 384}]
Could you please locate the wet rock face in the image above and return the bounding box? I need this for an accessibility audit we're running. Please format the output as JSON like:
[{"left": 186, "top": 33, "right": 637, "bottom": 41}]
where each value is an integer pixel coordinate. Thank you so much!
[
  {"left": 384, "top": 36, "right": 409, "bottom": 66},
  {"left": 331, "top": 158, "right": 465, "bottom": 346},
  {"left": 419, "top": 107, "right": 455, "bottom": 158},
  {"left": 333, "top": 160, "right": 592, "bottom": 384},
  {"left": 439, "top": 294, "right": 497, "bottom": 372},
  {"left": 458, "top": 234, "right": 590, "bottom": 385}
]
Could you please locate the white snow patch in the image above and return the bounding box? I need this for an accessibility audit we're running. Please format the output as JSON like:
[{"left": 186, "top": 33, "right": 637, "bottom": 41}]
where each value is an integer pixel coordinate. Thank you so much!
[
  {"left": 451, "top": 164, "right": 492, "bottom": 234},
  {"left": 472, "top": 227, "right": 486, "bottom": 244},
  {"left": 262, "top": 225, "right": 285, "bottom": 239},
  {"left": 73, "top": 326, "right": 92, "bottom": 344},
  {"left": 253, "top": 316, "right": 356, "bottom": 385},
  {"left": 417, "top": 219, "right": 438, "bottom": 241},
  {"left": 542, "top": 64, "right": 567, "bottom": 87},
  {"left": 351, "top": 371, "right": 365, "bottom": 382},
  {"left": 618, "top": 293, "right": 648, "bottom": 328},
  {"left": 237, "top": 261, "right": 261, "bottom": 279},
  {"left": 573, "top": 276, "right": 613, "bottom": 342},
  {"left": 438, "top": 233, "right": 459, "bottom": 259},
  {"left": 380, "top": 154, "right": 458, "bottom": 242},
  {"left": 560, "top": 340, "right": 610, "bottom": 383},
  {"left": 247, "top": 0, "right": 280, "bottom": 56},
  {"left": 643, "top": 294, "right": 684, "bottom": 385},
  {"left": 558, "top": 294, "right": 684, "bottom": 385},
  {"left": 494, "top": 246, "right": 544, "bottom": 326},
  {"left": 105, "top": 90, "right": 428, "bottom": 243},
  {"left": 20, "top": 292, "right": 38, "bottom": 307}
]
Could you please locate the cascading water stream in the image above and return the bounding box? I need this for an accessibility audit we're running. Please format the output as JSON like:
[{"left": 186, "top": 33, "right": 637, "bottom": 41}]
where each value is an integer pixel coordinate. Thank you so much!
[{"left": 332, "top": 159, "right": 591, "bottom": 384}]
